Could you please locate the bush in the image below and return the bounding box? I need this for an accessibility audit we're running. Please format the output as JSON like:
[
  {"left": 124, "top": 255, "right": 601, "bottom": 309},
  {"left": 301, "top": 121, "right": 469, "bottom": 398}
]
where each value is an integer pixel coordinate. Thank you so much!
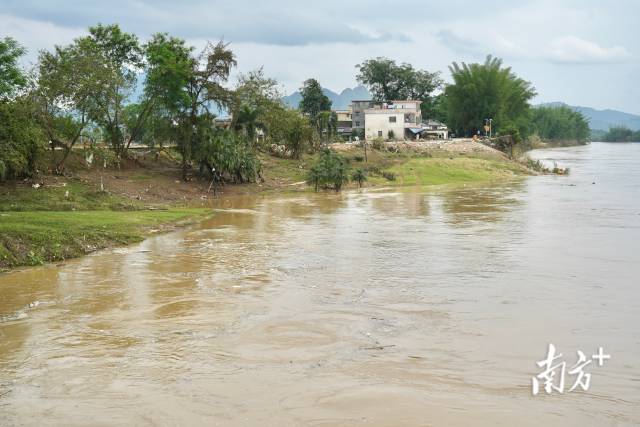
[
  {"left": 353, "top": 155, "right": 364, "bottom": 162},
  {"left": 387, "top": 129, "right": 395, "bottom": 140},
  {"left": 0, "top": 99, "right": 44, "bottom": 181},
  {"left": 382, "top": 171, "right": 396, "bottom": 181},
  {"left": 306, "top": 149, "right": 351, "bottom": 192},
  {"left": 351, "top": 168, "right": 367, "bottom": 188},
  {"left": 371, "top": 137, "right": 385, "bottom": 150},
  {"left": 195, "top": 129, "right": 261, "bottom": 184}
]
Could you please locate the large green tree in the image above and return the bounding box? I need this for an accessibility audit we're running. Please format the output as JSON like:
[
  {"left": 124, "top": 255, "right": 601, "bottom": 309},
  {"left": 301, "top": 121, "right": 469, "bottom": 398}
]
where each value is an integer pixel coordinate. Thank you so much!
[
  {"left": 0, "top": 98, "right": 44, "bottom": 180},
  {"left": 77, "top": 24, "right": 145, "bottom": 157},
  {"left": 144, "top": 35, "right": 236, "bottom": 178},
  {"left": 530, "top": 106, "right": 590, "bottom": 144},
  {"left": 230, "top": 68, "right": 282, "bottom": 143},
  {"left": 444, "top": 55, "right": 536, "bottom": 137},
  {"left": 0, "top": 37, "right": 27, "bottom": 99},
  {"left": 35, "top": 42, "right": 99, "bottom": 171},
  {"left": 299, "top": 78, "right": 331, "bottom": 123},
  {"left": 355, "top": 58, "right": 442, "bottom": 117}
]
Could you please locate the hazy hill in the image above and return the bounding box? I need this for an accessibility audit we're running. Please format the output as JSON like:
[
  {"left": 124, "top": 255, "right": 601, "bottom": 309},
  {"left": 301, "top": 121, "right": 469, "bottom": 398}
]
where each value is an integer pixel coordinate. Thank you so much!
[
  {"left": 283, "top": 85, "right": 371, "bottom": 110},
  {"left": 539, "top": 102, "right": 640, "bottom": 131}
]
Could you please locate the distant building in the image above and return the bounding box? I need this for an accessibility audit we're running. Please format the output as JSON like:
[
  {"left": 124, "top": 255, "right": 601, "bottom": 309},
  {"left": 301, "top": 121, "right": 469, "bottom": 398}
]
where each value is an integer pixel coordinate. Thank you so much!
[
  {"left": 351, "top": 100, "right": 374, "bottom": 132},
  {"left": 334, "top": 109, "right": 353, "bottom": 136},
  {"left": 422, "top": 119, "right": 449, "bottom": 139},
  {"left": 363, "top": 100, "right": 422, "bottom": 140},
  {"left": 348, "top": 99, "right": 448, "bottom": 141}
]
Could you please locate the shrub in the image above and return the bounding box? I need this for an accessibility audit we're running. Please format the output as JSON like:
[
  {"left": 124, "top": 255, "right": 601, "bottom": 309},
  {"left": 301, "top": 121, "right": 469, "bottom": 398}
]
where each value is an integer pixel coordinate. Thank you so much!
[
  {"left": 371, "top": 137, "right": 385, "bottom": 150},
  {"left": 382, "top": 171, "right": 396, "bottom": 181},
  {"left": 351, "top": 168, "right": 367, "bottom": 188},
  {"left": 195, "top": 129, "right": 261, "bottom": 184},
  {"left": 306, "top": 149, "right": 351, "bottom": 191}
]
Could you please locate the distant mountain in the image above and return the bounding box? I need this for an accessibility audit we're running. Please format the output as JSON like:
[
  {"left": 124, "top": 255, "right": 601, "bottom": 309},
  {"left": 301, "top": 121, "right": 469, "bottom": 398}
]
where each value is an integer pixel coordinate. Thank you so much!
[
  {"left": 283, "top": 85, "right": 371, "bottom": 110},
  {"left": 539, "top": 102, "right": 640, "bottom": 131}
]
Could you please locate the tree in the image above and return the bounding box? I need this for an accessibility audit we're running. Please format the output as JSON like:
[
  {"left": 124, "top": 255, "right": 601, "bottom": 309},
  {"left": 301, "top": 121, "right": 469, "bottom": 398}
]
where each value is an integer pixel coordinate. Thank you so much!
[
  {"left": 306, "top": 149, "right": 350, "bottom": 191},
  {"left": 194, "top": 128, "right": 260, "bottom": 184},
  {"left": 602, "top": 126, "right": 639, "bottom": 142},
  {"left": 0, "top": 98, "right": 44, "bottom": 181},
  {"left": 351, "top": 168, "right": 367, "bottom": 188},
  {"left": 180, "top": 41, "right": 236, "bottom": 178},
  {"left": 35, "top": 42, "right": 98, "bottom": 171},
  {"left": 144, "top": 36, "right": 236, "bottom": 178},
  {"left": 530, "top": 106, "right": 590, "bottom": 144},
  {"left": 299, "top": 78, "right": 331, "bottom": 124},
  {"left": 0, "top": 37, "right": 27, "bottom": 99},
  {"left": 444, "top": 55, "right": 536, "bottom": 137},
  {"left": 355, "top": 58, "right": 442, "bottom": 117},
  {"left": 230, "top": 68, "right": 282, "bottom": 141},
  {"left": 77, "top": 24, "right": 145, "bottom": 158},
  {"left": 263, "top": 106, "right": 314, "bottom": 159}
]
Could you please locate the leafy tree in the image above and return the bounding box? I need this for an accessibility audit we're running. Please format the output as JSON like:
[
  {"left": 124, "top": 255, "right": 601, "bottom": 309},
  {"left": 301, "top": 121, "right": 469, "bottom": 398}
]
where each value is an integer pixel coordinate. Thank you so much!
[
  {"left": 602, "top": 126, "right": 640, "bottom": 142},
  {"left": 316, "top": 110, "right": 338, "bottom": 143},
  {"left": 0, "top": 98, "right": 44, "bottom": 180},
  {"left": 356, "top": 57, "right": 442, "bottom": 117},
  {"left": 306, "top": 149, "right": 350, "bottom": 191},
  {"left": 77, "top": 24, "right": 145, "bottom": 158},
  {"left": 530, "top": 106, "right": 590, "bottom": 144},
  {"left": 299, "top": 78, "right": 331, "bottom": 124},
  {"left": 444, "top": 55, "right": 536, "bottom": 137},
  {"left": 230, "top": 68, "right": 282, "bottom": 142},
  {"left": 35, "top": 42, "right": 99, "bottom": 171},
  {"left": 0, "top": 37, "right": 27, "bottom": 99},
  {"left": 194, "top": 128, "right": 260, "bottom": 184},
  {"left": 144, "top": 35, "right": 236, "bottom": 178},
  {"left": 351, "top": 168, "right": 367, "bottom": 188},
  {"left": 263, "top": 106, "right": 314, "bottom": 158},
  {"left": 179, "top": 41, "right": 236, "bottom": 178}
]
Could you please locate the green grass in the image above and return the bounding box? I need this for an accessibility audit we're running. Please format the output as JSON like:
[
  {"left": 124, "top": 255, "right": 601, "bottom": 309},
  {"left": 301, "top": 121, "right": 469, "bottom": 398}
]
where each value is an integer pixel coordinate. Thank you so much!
[
  {"left": 0, "top": 180, "right": 141, "bottom": 211},
  {"left": 0, "top": 209, "right": 209, "bottom": 269},
  {"left": 372, "top": 157, "right": 527, "bottom": 187},
  {"left": 259, "top": 148, "right": 529, "bottom": 191},
  {"left": 0, "top": 179, "right": 209, "bottom": 269}
]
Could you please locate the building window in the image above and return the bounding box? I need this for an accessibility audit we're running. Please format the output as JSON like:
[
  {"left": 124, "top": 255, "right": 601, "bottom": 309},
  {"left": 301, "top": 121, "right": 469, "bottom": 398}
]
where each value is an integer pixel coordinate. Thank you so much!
[
  {"left": 389, "top": 116, "right": 396, "bottom": 123},
  {"left": 355, "top": 121, "right": 360, "bottom": 127},
  {"left": 378, "top": 131, "right": 383, "bottom": 137}
]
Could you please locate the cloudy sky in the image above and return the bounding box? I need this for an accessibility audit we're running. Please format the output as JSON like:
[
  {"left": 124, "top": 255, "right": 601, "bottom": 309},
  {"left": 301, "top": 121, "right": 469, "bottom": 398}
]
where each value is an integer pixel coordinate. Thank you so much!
[{"left": 2, "top": 0, "right": 639, "bottom": 113}]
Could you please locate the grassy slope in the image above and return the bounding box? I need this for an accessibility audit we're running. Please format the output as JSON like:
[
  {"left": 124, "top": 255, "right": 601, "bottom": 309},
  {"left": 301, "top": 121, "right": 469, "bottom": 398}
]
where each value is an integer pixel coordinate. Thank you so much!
[
  {"left": 260, "top": 148, "right": 528, "bottom": 190},
  {"left": 0, "top": 182, "right": 209, "bottom": 269},
  {"left": 379, "top": 157, "right": 526, "bottom": 186}
]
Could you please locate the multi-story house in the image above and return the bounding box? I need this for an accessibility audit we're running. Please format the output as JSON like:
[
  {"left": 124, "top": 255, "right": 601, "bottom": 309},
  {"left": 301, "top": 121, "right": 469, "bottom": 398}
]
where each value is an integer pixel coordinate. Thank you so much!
[{"left": 362, "top": 100, "right": 422, "bottom": 140}]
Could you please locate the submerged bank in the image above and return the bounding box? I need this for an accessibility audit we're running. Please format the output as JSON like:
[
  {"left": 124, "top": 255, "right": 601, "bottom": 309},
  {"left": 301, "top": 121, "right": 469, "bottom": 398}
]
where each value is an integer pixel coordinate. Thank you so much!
[{"left": 0, "top": 140, "right": 532, "bottom": 270}]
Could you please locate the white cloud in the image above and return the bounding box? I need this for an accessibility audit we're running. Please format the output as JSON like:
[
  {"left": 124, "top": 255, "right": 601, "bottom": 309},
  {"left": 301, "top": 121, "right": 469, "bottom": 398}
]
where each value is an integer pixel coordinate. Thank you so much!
[
  {"left": 548, "top": 36, "right": 632, "bottom": 64},
  {"left": 0, "top": 14, "right": 83, "bottom": 66}
]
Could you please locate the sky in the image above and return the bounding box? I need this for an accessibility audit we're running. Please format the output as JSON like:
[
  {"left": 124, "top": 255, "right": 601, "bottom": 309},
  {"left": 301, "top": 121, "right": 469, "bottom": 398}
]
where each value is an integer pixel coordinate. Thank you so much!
[{"left": 2, "top": 0, "right": 639, "bottom": 114}]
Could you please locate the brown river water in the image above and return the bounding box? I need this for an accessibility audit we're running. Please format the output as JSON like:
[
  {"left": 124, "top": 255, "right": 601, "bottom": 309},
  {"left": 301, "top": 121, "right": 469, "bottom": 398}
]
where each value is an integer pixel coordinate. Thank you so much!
[{"left": 1, "top": 142, "right": 639, "bottom": 426}]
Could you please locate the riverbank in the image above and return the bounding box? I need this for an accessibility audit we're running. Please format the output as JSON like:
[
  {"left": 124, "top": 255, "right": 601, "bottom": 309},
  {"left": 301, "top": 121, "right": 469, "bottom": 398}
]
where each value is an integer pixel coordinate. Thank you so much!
[{"left": 0, "top": 139, "right": 532, "bottom": 270}]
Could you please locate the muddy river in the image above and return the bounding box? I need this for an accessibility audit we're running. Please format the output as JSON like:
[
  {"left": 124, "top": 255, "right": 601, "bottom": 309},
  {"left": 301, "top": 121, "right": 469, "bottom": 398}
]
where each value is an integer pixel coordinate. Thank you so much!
[{"left": 1, "top": 142, "right": 639, "bottom": 426}]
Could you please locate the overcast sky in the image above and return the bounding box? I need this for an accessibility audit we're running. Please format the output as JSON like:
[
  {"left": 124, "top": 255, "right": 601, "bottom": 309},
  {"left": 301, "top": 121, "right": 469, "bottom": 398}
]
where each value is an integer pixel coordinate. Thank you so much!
[{"left": 2, "top": 0, "right": 639, "bottom": 113}]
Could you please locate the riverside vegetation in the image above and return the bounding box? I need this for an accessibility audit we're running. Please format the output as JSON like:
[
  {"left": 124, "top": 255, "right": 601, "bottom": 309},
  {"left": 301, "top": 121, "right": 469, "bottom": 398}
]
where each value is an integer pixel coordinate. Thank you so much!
[{"left": 1, "top": 25, "right": 559, "bottom": 269}]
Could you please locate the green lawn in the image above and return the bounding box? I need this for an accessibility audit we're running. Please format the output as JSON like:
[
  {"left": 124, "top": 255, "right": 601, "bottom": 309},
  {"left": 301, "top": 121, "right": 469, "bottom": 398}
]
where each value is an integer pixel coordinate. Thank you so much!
[
  {"left": 376, "top": 157, "right": 527, "bottom": 186},
  {"left": 0, "top": 209, "right": 209, "bottom": 269},
  {"left": 0, "top": 180, "right": 141, "bottom": 211}
]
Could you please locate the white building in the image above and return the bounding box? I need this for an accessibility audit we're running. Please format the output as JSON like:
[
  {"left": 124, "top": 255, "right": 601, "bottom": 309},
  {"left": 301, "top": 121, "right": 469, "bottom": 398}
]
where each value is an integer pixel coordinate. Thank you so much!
[
  {"left": 363, "top": 100, "right": 422, "bottom": 140},
  {"left": 422, "top": 119, "right": 449, "bottom": 139}
]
